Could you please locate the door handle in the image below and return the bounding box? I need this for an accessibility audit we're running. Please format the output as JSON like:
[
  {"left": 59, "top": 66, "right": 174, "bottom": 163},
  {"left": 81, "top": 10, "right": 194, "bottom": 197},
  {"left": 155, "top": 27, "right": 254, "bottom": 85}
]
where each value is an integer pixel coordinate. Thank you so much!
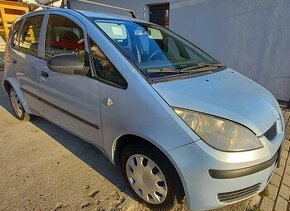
[{"left": 40, "top": 71, "right": 49, "bottom": 78}]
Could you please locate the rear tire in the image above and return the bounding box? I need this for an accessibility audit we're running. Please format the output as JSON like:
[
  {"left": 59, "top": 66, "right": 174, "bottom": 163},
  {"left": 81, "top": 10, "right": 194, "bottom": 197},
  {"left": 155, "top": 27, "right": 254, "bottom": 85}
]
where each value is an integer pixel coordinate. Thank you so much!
[
  {"left": 121, "top": 144, "right": 177, "bottom": 210},
  {"left": 8, "top": 88, "right": 30, "bottom": 121}
]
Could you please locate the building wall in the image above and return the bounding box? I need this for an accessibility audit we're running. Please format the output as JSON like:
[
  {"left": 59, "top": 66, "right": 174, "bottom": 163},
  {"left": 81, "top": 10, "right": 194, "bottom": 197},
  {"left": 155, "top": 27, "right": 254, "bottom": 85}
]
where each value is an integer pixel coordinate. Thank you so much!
[
  {"left": 70, "top": 0, "right": 290, "bottom": 101},
  {"left": 170, "top": 0, "right": 290, "bottom": 101},
  {"left": 69, "top": 0, "right": 169, "bottom": 20}
]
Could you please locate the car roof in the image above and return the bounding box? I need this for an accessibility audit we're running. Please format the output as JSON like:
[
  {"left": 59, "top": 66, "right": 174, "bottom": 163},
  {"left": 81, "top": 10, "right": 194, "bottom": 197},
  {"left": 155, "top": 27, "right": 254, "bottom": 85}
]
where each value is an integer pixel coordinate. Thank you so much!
[
  {"left": 17, "top": 8, "right": 153, "bottom": 26},
  {"left": 76, "top": 10, "right": 151, "bottom": 24}
]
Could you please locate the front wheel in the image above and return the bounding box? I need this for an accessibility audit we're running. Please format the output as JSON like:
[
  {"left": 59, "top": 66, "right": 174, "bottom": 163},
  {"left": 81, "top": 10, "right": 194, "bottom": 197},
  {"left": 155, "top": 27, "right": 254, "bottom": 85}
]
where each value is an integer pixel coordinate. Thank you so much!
[
  {"left": 121, "top": 144, "right": 176, "bottom": 210},
  {"left": 9, "top": 88, "right": 30, "bottom": 121}
]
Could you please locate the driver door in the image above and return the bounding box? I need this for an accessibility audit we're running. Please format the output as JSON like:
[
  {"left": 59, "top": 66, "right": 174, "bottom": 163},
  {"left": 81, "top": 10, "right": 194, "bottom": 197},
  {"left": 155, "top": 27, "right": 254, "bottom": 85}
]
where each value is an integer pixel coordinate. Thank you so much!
[{"left": 38, "top": 12, "right": 103, "bottom": 147}]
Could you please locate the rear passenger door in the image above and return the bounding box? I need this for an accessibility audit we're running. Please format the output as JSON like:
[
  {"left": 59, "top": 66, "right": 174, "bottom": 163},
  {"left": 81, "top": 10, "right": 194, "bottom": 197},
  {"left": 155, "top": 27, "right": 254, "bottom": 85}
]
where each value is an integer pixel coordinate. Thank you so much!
[
  {"left": 16, "top": 14, "right": 45, "bottom": 112},
  {"left": 38, "top": 13, "right": 103, "bottom": 147}
]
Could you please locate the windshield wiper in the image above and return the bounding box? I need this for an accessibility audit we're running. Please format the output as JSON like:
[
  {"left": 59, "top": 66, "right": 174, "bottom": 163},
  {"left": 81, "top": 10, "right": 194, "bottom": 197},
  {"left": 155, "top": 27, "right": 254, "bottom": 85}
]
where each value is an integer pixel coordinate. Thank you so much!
[
  {"left": 146, "top": 63, "right": 225, "bottom": 77},
  {"left": 146, "top": 68, "right": 183, "bottom": 74},
  {"left": 179, "top": 63, "right": 225, "bottom": 72}
]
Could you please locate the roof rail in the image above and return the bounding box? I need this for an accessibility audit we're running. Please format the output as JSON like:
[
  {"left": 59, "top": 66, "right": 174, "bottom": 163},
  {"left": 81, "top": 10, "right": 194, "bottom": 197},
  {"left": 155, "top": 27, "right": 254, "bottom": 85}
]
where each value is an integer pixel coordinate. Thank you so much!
[{"left": 69, "top": 0, "right": 136, "bottom": 18}]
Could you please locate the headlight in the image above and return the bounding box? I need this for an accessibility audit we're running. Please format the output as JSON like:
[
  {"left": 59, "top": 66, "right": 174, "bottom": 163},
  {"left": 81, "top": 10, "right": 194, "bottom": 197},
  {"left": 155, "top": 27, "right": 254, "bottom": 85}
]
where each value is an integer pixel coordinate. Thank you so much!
[{"left": 174, "top": 108, "right": 263, "bottom": 152}]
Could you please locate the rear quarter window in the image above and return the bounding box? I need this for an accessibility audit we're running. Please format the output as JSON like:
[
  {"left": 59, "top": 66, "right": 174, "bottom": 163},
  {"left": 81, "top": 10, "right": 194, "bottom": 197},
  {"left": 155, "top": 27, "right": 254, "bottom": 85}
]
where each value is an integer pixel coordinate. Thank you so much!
[
  {"left": 11, "top": 20, "right": 23, "bottom": 48},
  {"left": 19, "top": 15, "right": 44, "bottom": 56}
]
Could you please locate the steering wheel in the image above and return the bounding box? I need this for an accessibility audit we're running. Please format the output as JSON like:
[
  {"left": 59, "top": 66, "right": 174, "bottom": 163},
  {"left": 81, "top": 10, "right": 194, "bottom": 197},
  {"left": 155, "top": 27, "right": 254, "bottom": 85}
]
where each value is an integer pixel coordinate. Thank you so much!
[{"left": 147, "top": 50, "right": 163, "bottom": 61}]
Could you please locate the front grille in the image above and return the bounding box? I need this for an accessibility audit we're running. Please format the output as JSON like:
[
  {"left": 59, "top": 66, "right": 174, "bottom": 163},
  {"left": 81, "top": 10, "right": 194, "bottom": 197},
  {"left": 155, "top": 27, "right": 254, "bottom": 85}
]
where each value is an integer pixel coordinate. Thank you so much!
[
  {"left": 264, "top": 122, "right": 277, "bottom": 141},
  {"left": 217, "top": 183, "right": 261, "bottom": 203}
]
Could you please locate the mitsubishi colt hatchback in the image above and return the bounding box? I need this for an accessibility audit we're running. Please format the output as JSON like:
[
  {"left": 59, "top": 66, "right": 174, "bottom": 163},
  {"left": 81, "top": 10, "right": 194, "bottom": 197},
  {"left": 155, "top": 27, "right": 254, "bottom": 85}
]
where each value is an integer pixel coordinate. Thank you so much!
[{"left": 3, "top": 8, "right": 285, "bottom": 210}]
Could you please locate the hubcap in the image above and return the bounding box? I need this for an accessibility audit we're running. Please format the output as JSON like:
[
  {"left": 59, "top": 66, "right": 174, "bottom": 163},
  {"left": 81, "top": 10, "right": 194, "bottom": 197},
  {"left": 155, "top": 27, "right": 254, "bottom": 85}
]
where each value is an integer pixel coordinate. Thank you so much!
[
  {"left": 126, "top": 154, "right": 168, "bottom": 204},
  {"left": 9, "top": 89, "right": 23, "bottom": 118}
]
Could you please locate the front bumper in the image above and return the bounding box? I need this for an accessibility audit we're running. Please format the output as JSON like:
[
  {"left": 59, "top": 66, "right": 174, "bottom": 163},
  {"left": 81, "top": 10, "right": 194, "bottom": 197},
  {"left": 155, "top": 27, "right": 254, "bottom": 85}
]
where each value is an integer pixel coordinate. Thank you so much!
[{"left": 168, "top": 132, "right": 284, "bottom": 210}]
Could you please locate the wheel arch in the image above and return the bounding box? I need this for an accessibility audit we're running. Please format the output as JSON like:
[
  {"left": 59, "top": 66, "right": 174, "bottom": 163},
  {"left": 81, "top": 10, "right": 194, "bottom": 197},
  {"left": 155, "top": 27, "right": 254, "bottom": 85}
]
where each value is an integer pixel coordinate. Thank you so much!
[
  {"left": 112, "top": 134, "right": 186, "bottom": 203},
  {"left": 2, "top": 78, "right": 33, "bottom": 114}
]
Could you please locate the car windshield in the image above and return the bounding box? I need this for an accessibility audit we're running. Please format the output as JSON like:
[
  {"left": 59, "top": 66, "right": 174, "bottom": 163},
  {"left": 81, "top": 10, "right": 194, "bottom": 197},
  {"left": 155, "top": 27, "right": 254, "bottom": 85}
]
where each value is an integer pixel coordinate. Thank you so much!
[{"left": 93, "top": 19, "right": 223, "bottom": 79}]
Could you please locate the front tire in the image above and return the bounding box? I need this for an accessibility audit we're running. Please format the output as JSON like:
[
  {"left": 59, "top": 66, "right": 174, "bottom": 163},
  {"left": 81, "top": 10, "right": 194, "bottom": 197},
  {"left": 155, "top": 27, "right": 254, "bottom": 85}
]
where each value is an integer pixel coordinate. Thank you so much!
[
  {"left": 8, "top": 88, "right": 30, "bottom": 121},
  {"left": 121, "top": 144, "right": 176, "bottom": 210}
]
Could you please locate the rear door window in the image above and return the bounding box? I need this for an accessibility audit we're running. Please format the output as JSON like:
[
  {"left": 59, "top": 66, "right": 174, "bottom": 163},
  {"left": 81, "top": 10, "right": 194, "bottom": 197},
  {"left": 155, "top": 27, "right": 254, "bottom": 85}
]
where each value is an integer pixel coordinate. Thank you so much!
[{"left": 19, "top": 15, "right": 44, "bottom": 56}]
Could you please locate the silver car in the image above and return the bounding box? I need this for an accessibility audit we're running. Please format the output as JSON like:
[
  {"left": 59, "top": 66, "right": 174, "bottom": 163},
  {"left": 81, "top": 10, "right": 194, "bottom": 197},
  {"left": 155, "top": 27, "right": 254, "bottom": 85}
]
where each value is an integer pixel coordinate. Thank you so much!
[{"left": 2, "top": 8, "right": 285, "bottom": 210}]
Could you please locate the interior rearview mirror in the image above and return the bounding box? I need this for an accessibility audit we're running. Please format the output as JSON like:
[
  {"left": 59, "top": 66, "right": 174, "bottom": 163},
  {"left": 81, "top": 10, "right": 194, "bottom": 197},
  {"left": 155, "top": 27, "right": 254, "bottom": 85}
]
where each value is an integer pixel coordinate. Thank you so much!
[{"left": 47, "top": 54, "right": 85, "bottom": 75}]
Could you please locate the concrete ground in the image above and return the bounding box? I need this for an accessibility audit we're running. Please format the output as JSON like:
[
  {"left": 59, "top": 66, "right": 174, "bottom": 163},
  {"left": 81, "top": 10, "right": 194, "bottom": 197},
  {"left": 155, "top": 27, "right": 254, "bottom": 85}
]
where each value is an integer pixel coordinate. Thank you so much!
[
  {"left": 258, "top": 110, "right": 290, "bottom": 211},
  {"left": 0, "top": 69, "right": 289, "bottom": 211}
]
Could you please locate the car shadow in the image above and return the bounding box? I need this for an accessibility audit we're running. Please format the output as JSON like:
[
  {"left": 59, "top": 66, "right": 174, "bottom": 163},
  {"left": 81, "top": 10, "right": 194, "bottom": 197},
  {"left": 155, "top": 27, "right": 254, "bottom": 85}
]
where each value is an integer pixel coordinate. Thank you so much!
[
  {"left": 30, "top": 117, "right": 129, "bottom": 193},
  {"left": 0, "top": 71, "right": 131, "bottom": 198}
]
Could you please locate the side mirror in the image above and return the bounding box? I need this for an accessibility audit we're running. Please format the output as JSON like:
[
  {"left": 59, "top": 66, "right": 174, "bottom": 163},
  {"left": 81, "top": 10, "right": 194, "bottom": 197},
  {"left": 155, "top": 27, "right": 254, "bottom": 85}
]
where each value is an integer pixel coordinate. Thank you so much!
[{"left": 47, "top": 54, "right": 85, "bottom": 75}]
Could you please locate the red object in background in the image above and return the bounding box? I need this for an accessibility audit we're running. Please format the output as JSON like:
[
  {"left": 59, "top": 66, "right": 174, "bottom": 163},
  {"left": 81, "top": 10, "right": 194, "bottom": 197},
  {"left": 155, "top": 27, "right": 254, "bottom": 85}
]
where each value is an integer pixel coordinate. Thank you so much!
[{"left": 48, "top": 39, "right": 85, "bottom": 50}]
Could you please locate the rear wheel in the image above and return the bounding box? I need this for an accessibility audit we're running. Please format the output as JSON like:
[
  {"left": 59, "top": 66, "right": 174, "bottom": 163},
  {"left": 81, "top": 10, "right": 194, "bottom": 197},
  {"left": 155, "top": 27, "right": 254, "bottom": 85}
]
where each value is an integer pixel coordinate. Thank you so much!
[
  {"left": 121, "top": 144, "right": 176, "bottom": 210},
  {"left": 9, "top": 88, "right": 30, "bottom": 121}
]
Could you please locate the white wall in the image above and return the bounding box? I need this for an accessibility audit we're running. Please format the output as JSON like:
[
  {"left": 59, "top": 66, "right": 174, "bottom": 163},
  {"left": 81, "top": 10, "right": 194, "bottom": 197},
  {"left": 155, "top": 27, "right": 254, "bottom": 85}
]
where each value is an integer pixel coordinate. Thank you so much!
[
  {"left": 69, "top": 0, "right": 169, "bottom": 20},
  {"left": 70, "top": 0, "right": 290, "bottom": 101},
  {"left": 170, "top": 0, "right": 290, "bottom": 101}
]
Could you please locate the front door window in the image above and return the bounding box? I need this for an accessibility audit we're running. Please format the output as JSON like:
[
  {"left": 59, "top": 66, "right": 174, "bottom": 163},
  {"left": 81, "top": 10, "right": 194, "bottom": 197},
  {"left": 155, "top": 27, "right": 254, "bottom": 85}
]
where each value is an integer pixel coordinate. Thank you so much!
[{"left": 45, "top": 14, "right": 90, "bottom": 76}]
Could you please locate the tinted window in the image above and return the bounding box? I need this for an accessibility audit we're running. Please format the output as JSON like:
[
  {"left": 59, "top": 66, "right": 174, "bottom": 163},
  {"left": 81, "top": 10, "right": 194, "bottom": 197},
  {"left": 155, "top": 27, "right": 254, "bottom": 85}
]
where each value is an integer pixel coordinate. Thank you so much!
[
  {"left": 11, "top": 20, "right": 22, "bottom": 48},
  {"left": 45, "top": 15, "right": 85, "bottom": 61},
  {"left": 19, "top": 15, "right": 43, "bottom": 56},
  {"left": 90, "top": 38, "right": 127, "bottom": 88}
]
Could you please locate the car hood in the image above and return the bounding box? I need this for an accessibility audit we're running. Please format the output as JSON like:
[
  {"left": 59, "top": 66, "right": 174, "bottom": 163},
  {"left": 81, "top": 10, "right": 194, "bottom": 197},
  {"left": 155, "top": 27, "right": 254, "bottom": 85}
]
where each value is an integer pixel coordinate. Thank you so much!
[{"left": 152, "top": 68, "right": 280, "bottom": 136}]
